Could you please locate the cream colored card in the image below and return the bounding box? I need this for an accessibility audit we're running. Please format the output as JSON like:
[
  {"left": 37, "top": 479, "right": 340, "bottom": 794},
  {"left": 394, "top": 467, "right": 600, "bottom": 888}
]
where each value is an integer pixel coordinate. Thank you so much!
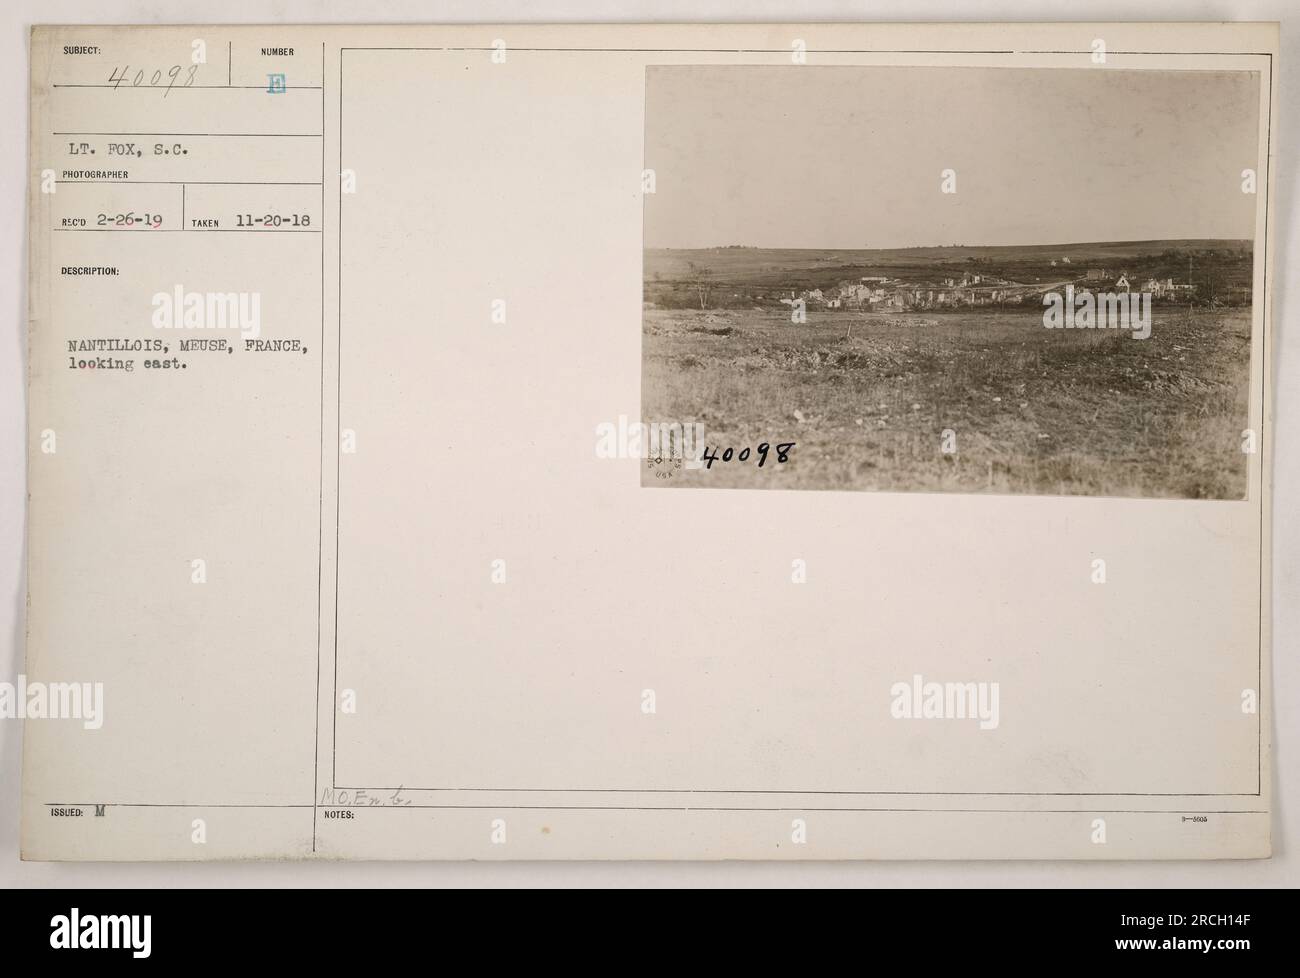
[{"left": 22, "top": 22, "right": 1276, "bottom": 860}]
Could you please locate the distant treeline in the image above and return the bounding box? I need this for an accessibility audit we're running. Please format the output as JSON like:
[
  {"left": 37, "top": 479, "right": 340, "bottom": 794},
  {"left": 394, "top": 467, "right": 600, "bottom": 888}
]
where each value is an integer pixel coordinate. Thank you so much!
[{"left": 644, "top": 246, "right": 1253, "bottom": 310}]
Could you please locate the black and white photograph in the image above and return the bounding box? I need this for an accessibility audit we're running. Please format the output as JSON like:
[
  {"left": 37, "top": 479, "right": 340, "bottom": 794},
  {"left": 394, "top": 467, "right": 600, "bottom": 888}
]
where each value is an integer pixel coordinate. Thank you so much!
[{"left": 643, "top": 65, "right": 1260, "bottom": 498}]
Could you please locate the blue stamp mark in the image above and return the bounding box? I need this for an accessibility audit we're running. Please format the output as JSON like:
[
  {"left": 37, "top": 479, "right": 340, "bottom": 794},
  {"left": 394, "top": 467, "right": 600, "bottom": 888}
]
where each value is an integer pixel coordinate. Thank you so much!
[{"left": 267, "top": 73, "right": 286, "bottom": 94}]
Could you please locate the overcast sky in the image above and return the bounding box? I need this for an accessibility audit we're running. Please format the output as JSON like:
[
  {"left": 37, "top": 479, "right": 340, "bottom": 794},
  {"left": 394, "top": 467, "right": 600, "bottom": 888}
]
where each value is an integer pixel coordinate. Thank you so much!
[{"left": 643, "top": 66, "right": 1261, "bottom": 249}]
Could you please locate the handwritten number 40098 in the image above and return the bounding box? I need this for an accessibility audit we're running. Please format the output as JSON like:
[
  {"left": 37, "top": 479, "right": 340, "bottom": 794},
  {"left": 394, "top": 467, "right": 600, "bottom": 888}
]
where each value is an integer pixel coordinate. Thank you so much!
[
  {"left": 107, "top": 65, "right": 198, "bottom": 96},
  {"left": 701, "top": 442, "right": 795, "bottom": 470}
]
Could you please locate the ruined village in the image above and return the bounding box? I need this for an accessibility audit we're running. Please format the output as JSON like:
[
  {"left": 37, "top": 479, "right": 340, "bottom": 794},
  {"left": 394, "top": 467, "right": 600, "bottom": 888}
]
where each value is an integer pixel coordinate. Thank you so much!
[{"left": 644, "top": 243, "right": 1252, "bottom": 316}]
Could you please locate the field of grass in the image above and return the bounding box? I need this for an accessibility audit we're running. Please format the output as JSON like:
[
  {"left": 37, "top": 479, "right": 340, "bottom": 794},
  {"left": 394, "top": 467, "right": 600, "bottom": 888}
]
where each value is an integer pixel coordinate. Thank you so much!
[{"left": 641, "top": 305, "right": 1252, "bottom": 498}]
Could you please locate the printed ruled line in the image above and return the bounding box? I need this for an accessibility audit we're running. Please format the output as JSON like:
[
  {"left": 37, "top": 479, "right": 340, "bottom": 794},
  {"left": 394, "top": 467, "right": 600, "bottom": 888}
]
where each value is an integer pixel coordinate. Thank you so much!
[
  {"left": 335, "top": 786, "right": 1265, "bottom": 797},
  {"left": 45, "top": 803, "right": 315, "bottom": 809},
  {"left": 51, "top": 84, "right": 322, "bottom": 91},
  {"left": 338, "top": 46, "right": 1273, "bottom": 56},
  {"left": 55, "top": 132, "right": 322, "bottom": 137},
  {"left": 52, "top": 228, "right": 322, "bottom": 233},
  {"left": 313, "top": 37, "right": 326, "bottom": 855},
  {"left": 56, "top": 180, "right": 322, "bottom": 185},
  {"left": 333, "top": 45, "right": 343, "bottom": 794}
]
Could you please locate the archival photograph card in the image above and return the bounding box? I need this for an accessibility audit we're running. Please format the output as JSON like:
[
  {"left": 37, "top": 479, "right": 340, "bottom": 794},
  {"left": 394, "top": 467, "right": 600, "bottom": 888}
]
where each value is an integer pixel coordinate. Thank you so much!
[{"left": 22, "top": 21, "right": 1276, "bottom": 860}]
